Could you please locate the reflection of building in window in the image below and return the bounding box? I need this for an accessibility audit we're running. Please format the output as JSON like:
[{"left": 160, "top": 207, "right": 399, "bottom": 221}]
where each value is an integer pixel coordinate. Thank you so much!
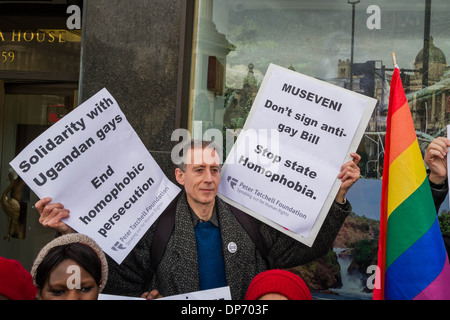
[
  {"left": 335, "top": 59, "right": 385, "bottom": 133},
  {"left": 408, "top": 37, "right": 449, "bottom": 134},
  {"left": 336, "top": 59, "right": 377, "bottom": 98},
  {"left": 410, "top": 37, "right": 447, "bottom": 91},
  {"left": 335, "top": 39, "right": 449, "bottom": 135},
  {"left": 343, "top": 39, "right": 449, "bottom": 179},
  {"left": 191, "top": 0, "right": 231, "bottom": 135},
  {"left": 223, "top": 63, "right": 259, "bottom": 130},
  {"left": 338, "top": 59, "right": 351, "bottom": 80}
]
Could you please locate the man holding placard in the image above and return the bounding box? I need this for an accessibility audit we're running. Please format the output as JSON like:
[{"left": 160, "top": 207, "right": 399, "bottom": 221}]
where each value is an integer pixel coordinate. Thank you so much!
[
  {"left": 33, "top": 64, "right": 368, "bottom": 299},
  {"left": 36, "top": 138, "right": 360, "bottom": 299}
]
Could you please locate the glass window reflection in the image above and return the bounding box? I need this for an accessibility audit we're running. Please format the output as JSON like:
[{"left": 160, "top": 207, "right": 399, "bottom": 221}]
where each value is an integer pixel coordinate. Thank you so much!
[{"left": 190, "top": 0, "right": 450, "bottom": 180}]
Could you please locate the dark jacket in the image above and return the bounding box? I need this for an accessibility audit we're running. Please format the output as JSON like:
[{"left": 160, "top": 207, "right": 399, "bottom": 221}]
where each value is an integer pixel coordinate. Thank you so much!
[
  {"left": 103, "top": 192, "right": 351, "bottom": 300},
  {"left": 429, "top": 178, "right": 450, "bottom": 254}
]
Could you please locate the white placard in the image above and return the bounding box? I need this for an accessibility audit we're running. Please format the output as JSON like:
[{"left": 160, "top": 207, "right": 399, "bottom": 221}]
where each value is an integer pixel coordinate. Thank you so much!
[
  {"left": 218, "top": 64, "right": 377, "bottom": 246},
  {"left": 157, "top": 287, "right": 232, "bottom": 300},
  {"left": 10, "top": 88, "right": 180, "bottom": 264},
  {"left": 98, "top": 294, "right": 145, "bottom": 300},
  {"left": 98, "top": 287, "right": 231, "bottom": 301}
]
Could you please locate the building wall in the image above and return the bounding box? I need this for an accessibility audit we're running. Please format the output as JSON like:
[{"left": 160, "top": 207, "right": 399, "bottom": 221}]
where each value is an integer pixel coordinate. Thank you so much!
[
  {"left": 79, "top": 0, "right": 186, "bottom": 180},
  {"left": 0, "top": 0, "right": 190, "bottom": 270}
]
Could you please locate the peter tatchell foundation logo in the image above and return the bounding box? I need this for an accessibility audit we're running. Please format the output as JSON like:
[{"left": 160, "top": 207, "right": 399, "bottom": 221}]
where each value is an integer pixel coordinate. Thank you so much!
[
  {"left": 227, "top": 176, "right": 238, "bottom": 189},
  {"left": 111, "top": 241, "right": 126, "bottom": 252}
]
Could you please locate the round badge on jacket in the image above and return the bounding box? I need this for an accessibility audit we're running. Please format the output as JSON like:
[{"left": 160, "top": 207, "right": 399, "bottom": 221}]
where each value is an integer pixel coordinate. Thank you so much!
[{"left": 227, "top": 242, "right": 237, "bottom": 253}]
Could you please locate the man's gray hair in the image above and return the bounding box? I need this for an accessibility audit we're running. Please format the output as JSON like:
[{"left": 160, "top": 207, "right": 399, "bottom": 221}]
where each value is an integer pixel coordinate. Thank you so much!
[{"left": 175, "top": 139, "right": 223, "bottom": 172}]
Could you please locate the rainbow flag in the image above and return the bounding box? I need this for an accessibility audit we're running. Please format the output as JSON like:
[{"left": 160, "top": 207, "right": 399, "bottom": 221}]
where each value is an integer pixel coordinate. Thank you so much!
[{"left": 373, "top": 66, "right": 450, "bottom": 300}]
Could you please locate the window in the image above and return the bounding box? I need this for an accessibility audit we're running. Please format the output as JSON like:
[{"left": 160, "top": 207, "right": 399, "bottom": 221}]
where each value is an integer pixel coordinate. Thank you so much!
[
  {"left": 189, "top": 0, "right": 450, "bottom": 180},
  {"left": 189, "top": 0, "right": 450, "bottom": 298}
]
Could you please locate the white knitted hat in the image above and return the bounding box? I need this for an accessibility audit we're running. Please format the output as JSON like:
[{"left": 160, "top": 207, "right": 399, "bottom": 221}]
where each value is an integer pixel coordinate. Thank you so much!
[{"left": 31, "top": 233, "right": 108, "bottom": 292}]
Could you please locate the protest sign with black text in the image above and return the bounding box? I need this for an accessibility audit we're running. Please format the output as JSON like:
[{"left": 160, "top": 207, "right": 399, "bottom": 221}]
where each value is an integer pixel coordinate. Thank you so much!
[
  {"left": 10, "top": 88, "right": 180, "bottom": 263},
  {"left": 218, "top": 64, "right": 377, "bottom": 246}
]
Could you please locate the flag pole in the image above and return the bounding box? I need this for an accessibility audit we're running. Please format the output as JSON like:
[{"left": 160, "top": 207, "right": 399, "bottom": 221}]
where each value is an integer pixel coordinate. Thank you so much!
[{"left": 392, "top": 52, "right": 398, "bottom": 68}]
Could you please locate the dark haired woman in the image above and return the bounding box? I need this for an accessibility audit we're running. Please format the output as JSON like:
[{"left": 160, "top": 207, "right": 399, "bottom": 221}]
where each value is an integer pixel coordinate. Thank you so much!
[{"left": 31, "top": 233, "right": 108, "bottom": 300}]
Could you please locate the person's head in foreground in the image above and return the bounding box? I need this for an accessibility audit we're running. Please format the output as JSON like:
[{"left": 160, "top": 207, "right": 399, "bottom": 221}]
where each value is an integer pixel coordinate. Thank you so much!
[
  {"left": 31, "top": 233, "right": 108, "bottom": 300},
  {"left": 245, "top": 269, "right": 312, "bottom": 300},
  {"left": 0, "top": 256, "right": 37, "bottom": 300}
]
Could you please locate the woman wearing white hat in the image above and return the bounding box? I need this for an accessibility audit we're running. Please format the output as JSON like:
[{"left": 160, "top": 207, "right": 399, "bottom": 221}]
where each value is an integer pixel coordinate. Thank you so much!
[{"left": 31, "top": 233, "right": 108, "bottom": 300}]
